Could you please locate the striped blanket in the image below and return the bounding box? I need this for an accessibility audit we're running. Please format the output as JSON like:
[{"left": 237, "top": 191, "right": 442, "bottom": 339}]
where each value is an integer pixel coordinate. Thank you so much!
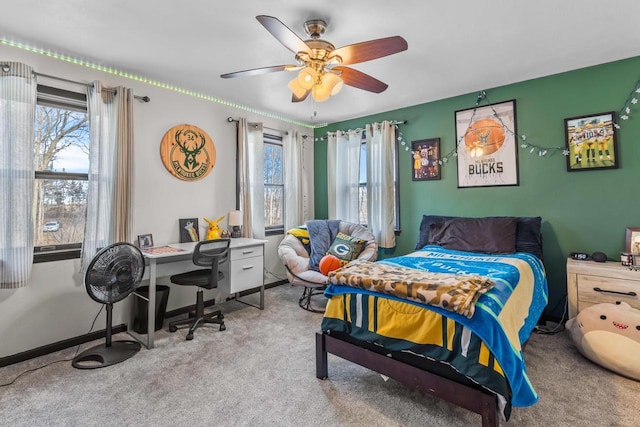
[{"left": 323, "top": 245, "right": 548, "bottom": 408}]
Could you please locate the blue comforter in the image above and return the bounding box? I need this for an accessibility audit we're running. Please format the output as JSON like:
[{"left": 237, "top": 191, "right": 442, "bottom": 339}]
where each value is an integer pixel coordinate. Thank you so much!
[{"left": 324, "top": 245, "right": 548, "bottom": 407}]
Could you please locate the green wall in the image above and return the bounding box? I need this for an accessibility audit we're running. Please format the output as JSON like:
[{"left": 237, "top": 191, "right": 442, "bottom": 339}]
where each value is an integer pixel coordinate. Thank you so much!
[{"left": 313, "top": 56, "right": 640, "bottom": 320}]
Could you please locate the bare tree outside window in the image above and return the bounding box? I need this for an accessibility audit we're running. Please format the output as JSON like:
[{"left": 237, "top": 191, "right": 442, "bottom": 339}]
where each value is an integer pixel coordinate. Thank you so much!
[
  {"left": 33, "top": 86, "right": 89, "bottom": 257},
  {"left": 264, "top": 134, "right": 284, "bottom": 232}
]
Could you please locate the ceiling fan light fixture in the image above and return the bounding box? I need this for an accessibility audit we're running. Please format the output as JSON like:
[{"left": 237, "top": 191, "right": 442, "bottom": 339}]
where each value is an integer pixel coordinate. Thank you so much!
[
  {"left": 311, "top": 85, "right": 331, "bottom": 102},
  {"left": 297, "top": 67, "right": 317, "bottom": 90},
  {"left": 288, "top": 77, "right": 308, "bottom": 99},
  {"left": 323, "top": 72, "right": 344, "bottom": 96}
]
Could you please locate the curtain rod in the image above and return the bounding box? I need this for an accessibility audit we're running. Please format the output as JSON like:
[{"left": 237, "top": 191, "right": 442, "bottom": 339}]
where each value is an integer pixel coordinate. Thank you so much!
[
  {"left": 226, "top": 117, "right": 313, "bottom": 139},
  {"left": 316, "top": 120, "right": 407, "bottom": 141},
  {"left": 34, "top": 72, "right": 150, "bottom": 102}
]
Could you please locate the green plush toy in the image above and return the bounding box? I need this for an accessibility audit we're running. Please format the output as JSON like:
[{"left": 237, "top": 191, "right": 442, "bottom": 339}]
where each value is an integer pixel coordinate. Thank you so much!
[{"left": 566, "top": 301, "right": 640, "bottom": 381}]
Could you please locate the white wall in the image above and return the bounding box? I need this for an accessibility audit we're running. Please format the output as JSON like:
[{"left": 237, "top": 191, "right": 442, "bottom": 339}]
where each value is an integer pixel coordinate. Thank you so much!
[{"left": 0, "top": 45, "right": 314, "bottom": 358}]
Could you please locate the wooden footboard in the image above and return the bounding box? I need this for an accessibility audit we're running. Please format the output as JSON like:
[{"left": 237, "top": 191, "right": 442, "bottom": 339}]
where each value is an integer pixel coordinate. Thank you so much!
[{"left": 316, "top": 331, "right": 499, "bottom": 427}]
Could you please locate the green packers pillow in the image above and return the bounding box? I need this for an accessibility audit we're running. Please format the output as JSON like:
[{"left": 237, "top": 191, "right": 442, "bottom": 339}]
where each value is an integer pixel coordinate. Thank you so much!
[{"left": 326, "top": 232, "right": 366, "bottom": 266}]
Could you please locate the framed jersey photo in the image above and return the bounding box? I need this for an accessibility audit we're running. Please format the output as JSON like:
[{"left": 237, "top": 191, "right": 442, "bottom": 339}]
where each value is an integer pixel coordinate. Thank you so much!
[{"left": 564, "top": 111, "right": 618, "bottom": 172}]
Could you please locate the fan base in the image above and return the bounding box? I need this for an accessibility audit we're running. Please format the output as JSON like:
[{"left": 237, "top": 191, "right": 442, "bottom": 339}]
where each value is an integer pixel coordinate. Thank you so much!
[{"left": 72, "top": 340, "right": 141, "bottom": 370}]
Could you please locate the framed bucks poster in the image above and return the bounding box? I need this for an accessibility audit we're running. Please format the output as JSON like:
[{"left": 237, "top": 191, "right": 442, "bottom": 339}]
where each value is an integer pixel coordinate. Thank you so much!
[{"left": 455, "top": 100, "right": 519, "bottom": 188}]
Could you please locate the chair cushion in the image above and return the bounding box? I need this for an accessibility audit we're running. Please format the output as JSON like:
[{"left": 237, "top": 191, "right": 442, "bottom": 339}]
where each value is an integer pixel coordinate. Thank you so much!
[
  {"left": 285, "top": 225, "right": 310, "bottom": 254},
  {"left": 170, "top": 269, "right": 223, "bottom": 289},
  {"left": 326, "top": 232, "right": 366, "bottom": 266}
]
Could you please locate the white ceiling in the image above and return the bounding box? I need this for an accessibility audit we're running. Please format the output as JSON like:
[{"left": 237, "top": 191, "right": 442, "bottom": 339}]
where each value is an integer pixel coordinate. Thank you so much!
[{"left": 2, "top": 0, "right": 640, "bottom": 126}]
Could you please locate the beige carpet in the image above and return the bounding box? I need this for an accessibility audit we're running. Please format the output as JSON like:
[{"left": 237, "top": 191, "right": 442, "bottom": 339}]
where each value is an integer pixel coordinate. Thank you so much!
[{"left": 1, "top": 284, "right": 638, "bottom": 426}]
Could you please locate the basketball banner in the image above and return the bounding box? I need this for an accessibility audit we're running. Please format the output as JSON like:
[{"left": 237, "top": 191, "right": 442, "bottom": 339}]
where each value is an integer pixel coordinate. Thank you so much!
[{"left": 455, "top": 100, "right": 519, "bottom": 188}]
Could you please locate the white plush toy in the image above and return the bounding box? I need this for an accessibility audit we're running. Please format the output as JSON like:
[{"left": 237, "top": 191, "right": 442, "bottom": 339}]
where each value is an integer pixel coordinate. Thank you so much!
[{"left": 566, "top": 301, "right": 640, "bottom": 381}]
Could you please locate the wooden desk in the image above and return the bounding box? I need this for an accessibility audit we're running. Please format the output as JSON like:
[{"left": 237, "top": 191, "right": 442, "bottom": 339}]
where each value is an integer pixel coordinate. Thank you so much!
[{"left": 130, "top": 238, "right": 266, "bottom": 349}]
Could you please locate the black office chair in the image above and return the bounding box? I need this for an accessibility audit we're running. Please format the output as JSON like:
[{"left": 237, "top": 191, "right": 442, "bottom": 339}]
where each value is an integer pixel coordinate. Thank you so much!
[{"left": 168, "top": 239, "right": 230, "bottom": 340}]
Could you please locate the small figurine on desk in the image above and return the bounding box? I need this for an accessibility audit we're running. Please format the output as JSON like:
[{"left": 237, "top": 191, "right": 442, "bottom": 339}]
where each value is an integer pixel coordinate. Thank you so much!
[
  {"left": 204, "top": 216, "right": 225, "bottom": 240},
  {"left": 220, "top": 230, "right": 230, "bottom": 238}
]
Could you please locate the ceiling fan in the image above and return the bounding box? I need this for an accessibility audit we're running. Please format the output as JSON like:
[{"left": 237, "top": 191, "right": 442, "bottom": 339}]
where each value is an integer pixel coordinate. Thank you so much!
[{"left": 220, "top": 15, "right": 408, "bottom": 103}]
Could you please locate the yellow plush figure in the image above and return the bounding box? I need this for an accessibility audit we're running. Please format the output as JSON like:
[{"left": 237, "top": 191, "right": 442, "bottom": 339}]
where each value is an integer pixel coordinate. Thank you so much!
[{"left": 204, "top": 216, "right": 225, "bottom": 240}]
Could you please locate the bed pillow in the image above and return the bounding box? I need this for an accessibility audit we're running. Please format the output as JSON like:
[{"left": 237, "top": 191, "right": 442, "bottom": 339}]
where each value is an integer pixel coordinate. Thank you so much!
[
  {"left": 415, "top": 214, "right": 455, "bottom": 250},
  {"left": 326, "top": 232, "right": 366, "bottom": 266},
  {"left": 416, "top": 214, "right": 543, "bottom": 259},
  {"left": 428, "top": 217, "right": 518, "bottom": 254},
  {"left": 514, "top": 216, "right": 543, "bottom": 259}
]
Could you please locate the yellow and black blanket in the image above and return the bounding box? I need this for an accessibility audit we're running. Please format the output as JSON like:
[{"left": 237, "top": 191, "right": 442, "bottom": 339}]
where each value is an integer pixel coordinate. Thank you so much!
[{"left": 322, "top": 245, "right": 548, "bottom": 416}]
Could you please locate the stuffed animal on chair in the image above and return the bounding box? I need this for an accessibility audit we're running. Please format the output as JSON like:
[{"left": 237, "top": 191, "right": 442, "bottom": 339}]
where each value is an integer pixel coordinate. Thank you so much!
[
  {"left": 566, "top": 301, "right": 640, "bottom": 381},
  {"left": 203, "top": 216, "right": 225, "bottom": 240}
]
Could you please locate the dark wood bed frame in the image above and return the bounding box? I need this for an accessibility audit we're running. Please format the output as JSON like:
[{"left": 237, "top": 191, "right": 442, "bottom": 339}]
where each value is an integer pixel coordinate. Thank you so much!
[{"left": 316, "top": 331, "right": 500, "bottom": 427}]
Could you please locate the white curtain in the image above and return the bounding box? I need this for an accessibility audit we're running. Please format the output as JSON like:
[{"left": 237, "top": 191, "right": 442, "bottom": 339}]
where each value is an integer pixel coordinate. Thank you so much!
[
  {"left": 283, "top": 130, "right": 305, "bottom": 230},
  {"left": 237, "top": 118, "right": 264, "bottom": 239},
  {"left": 366, "top": 121, "right": 396, "bottom": 248},
  {"left": 327, "top": 129, "right": 362, "bottom": 223},
  {"left": 0, "top": 62, "right": 36, "bottom": 288},
  {"left": 81, "top": 81, "right": 134, "bottom": 272}
]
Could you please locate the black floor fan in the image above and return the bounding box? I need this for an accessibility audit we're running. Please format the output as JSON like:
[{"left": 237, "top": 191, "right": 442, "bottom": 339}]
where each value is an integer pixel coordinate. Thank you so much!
[{"left": 72, "top": 242, "right": 145, "bottom": 369}]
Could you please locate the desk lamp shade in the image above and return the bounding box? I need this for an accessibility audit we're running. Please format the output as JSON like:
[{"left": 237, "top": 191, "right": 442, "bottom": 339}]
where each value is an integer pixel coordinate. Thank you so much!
[{"left": 229, "top": 210, "right": 243, "bottom": 238}]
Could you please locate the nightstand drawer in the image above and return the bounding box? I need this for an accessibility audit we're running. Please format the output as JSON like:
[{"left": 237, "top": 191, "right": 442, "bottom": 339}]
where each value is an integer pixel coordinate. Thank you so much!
[{"left": 577, "top": 275, "right": 640, "bottom": 311}]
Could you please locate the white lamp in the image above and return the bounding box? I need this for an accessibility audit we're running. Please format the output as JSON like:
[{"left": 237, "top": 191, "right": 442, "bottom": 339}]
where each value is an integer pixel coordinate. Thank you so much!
[{"left": 228, "top": 210, "right": 243, "bottom": 238}]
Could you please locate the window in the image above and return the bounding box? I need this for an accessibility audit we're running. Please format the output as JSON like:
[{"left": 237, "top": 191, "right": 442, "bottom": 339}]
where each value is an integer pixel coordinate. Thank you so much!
[
  {"left": 33, "top": 85, "right": 89, "bottom": 262},
  {"left": 263, "top": 133, "right": 284, "bottom": 234},
  {"left": 358, "top": 136, "right": 401, "bottom": 230}
]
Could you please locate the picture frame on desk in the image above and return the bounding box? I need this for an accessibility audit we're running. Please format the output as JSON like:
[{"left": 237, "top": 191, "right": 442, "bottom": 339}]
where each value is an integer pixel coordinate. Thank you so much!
[
  {"left": 625, "top": 227, "right": 640, "bottom": 254},
  {"left": 137, "top": 233, "right": 154, "bottom": 249},
  {"left": 179, "top": 218, "right": 200, "bottom": 243}
]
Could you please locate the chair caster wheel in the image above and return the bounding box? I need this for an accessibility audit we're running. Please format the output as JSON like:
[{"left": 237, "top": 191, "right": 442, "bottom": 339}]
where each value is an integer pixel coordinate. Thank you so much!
[
  {"left": 169, "top": 325, "right": 177, "bottom": 333},
  {"left": 219, "top": 324, "right": 226, "bottom": 331},
  {"left": 186, "top": 333, "right": 194, "bottom": 340}
]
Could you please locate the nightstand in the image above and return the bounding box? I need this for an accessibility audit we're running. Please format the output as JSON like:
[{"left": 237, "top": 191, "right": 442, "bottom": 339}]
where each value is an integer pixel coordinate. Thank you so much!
[{"left": 566, "top": 258, "right": 640, "bottom": 318}]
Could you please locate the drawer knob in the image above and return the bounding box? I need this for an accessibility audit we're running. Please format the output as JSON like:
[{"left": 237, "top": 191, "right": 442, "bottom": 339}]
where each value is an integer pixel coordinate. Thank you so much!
[{"left": 593, "top": 287, "right": 637, "bottom": 297}]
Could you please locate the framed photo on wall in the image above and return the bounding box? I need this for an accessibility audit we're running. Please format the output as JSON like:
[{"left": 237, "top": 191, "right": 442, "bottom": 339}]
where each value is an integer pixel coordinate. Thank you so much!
[
  {"left": 564, "top": 111, "right": 618, "bottom": 172},
  {"left": 179, "top": 218, "right": 200, "bottom": 243},
  {"left": 455, "top": 99, "right": 519, "bottom": 188},
  {"left": 411, "top": 138, "right": 441, "bottom": 181}
]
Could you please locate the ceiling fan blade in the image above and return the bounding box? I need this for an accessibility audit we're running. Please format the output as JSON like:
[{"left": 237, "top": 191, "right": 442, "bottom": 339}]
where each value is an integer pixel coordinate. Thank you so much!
[
  {"left": 292, "top": 90, "right": 310, "bottom": 103},
  {"left": 332, "top": 36, "right": 408, "bottom": 65},
  {"left": 256, "top": 15, "right": 312, "bottom": 55},
  {"left": 333, "top": 66, "right": 388, "bottom": 93},
  {"left": 220, "top": 65, "right": 296, "bottom": 78}
]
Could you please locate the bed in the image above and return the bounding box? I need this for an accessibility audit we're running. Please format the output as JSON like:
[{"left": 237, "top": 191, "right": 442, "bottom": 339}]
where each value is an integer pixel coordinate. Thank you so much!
[{"left": 316, "top": 215, "right": 547, "bottom": 427}]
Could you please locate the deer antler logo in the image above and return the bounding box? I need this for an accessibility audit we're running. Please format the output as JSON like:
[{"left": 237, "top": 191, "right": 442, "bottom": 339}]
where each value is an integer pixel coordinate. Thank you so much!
[
  {"left": 476, "top": 128, "right": 491, "bottom": 145},
  {"left": 162, "top": 125, "right": 216, "bottom": 181},
  {"left": 175, "top": 129, "right": 207, "bottom": 170}
]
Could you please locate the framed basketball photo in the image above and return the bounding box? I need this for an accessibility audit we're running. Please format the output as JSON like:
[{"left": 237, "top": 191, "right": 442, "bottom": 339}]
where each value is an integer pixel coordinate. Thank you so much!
[
  {"left": 411, "top": 138, "right": 441, "bottom": 181},
  {"left": 455, "top": 100, "right": 519, "bottom": 188}
]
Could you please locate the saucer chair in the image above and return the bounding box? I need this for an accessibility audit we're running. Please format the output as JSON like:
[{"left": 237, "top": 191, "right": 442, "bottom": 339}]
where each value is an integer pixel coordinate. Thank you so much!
[{"left": 278, "top": 221, "right": 378, "bottom": 312}]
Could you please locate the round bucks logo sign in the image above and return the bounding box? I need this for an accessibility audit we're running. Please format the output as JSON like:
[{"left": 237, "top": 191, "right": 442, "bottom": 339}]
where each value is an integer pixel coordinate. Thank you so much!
[{"left": 160, "top": 124, "right": 216, "bottom": 181}]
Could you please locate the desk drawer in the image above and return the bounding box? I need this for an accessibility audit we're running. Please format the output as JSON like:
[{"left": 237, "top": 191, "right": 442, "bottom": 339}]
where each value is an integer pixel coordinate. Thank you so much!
[
  {"left": 231, "top": 245, "right": 264, "bottom": 261},
  {"left": 229, "top": 255, "right": 263, "bottom": 293},
  {"left": 577, "top": 275, "right": 640, "bottom": 311}
]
